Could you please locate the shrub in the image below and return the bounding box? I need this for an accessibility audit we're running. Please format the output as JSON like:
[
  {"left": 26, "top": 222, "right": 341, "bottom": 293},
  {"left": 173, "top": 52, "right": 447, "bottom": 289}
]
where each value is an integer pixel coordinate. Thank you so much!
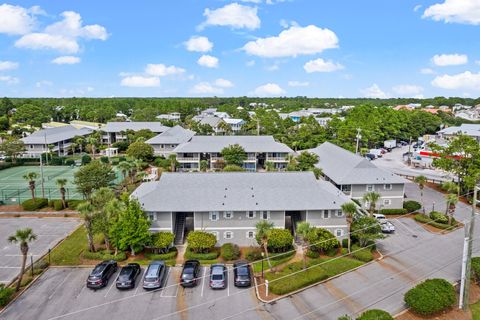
[
  {"left": 83, "top": 250, "right": 127, "bottom": 262},
  {"left": 472, "top": 257, "right": 480, "bottom": 282},
  {"left": 65, "top": 159, "right": 75, "bottom": 166},
  {"left": 306, "top": 249, "right": 320, "bottom": 259},
  {"left": 325, "top": 247, "right": 338, "bottom": 257},
  {"left": 429, "top": 211, "right": 448, "bottom": 224},
  {"left": 186, "top": 231, "right": 217, "bottom": 253},
  {"left": 22, "top": 198, "right": 48, "bottom": 211},
  {"left": 221, "top": 243, "right": 240, "bottom": 261},
  {"left": 267, "top": 229, "right": 294, "bottom": 253},
  {"left": 337, "top": 316, "right": 352, "bottom": 320},
  {"left": 308, "top": 228, "right": 339, "bottom": 253},
  {"left": 145, "top": 248, "right": 178, "bottom": 261},
  {"left": 53, "top": 200, "right": 64, "bottom": 211},
  {"left": 67, "top": 199, "right": 83, "bottom": 210},
  {"left": 100, "top": 156, "right": 109, "bottom": 164},
  {"left": 112, "top": 141, "right": 129, "bottom": 152},
  {"left": 81, "top": 154, "right": 91, "bottom": 165},
  {"left": 119, "top": 156, "right": 126, "bottom": 162},
  {"left": 50, "top": 157, "right": 65, "bottom": 166},
  {"left": 404, "top": 278, "right": 456, "bottom": 315},
  {"left": 341, "top": 238, "right": 349, "bottom": 248},
  {"left": 184, "top": 247, "right": 219, "bottom": 260},
  {"left": 151, "top": 232, "right": 174, "bottom": 253},
  {"left": 267, "top": 263, "right": 328, "bottom": 295},
  {"left": 351, "top": 245, "right": 374, "bottom": 262},
  {"left": 356, "top": 309, "right": 393, "bottom": 320},
  {"left": 380, "top": 208, "right": 407, "bottom": 215},
  {"left": 245, "top": 247, "right": 262, "bottom": 261},
  {"left": 48, "top": 199, "right": 54, "bottom": 207},
  {"left": 403, "top": 200, "right": 421, "bottom": 213},
  {"left": 0, "top": 284, "right": 14, "bottom": 307},
  {"left": 414, "top": 215, "right": 455, "bottom": 230}
]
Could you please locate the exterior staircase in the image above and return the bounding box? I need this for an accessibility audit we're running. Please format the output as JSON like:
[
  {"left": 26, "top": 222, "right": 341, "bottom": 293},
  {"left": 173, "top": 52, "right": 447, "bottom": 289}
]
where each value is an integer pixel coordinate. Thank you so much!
[{"left": 174, "top": 213, "right": 186, "bottom": 245}]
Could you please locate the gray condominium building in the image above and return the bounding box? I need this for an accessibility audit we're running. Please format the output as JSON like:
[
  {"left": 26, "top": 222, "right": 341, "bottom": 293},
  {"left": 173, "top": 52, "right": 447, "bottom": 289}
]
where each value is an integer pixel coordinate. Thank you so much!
[
  {"left": 132, "top": 172, "right": 350, "bottom": 246},
  {"left": 102, "top": 122, "right": 170, "bottom": 145},
  {"left": 310, "top": 142, "right": 406, "bottom": 209},
  {"left": 146, "top": 125, "right": 195, "bottom": 157}
]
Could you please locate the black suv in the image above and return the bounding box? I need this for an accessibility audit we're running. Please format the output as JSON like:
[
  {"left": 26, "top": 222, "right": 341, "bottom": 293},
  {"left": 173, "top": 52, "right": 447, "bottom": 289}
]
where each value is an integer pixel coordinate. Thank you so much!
[
  {"left": 87, "top": 260, "right": 118, "bottom": 289},
  {"left": 180, "top": 260, "right": 200, "bottom": 287},
  {"left": 143, "top": 260, "right": 166, "bottom": 290},
  {"left": 116, "top": 263, "right": 141, "bottom": 290},
  {"left": 233, "top": 261, "right": 252, "bottom": 287}
]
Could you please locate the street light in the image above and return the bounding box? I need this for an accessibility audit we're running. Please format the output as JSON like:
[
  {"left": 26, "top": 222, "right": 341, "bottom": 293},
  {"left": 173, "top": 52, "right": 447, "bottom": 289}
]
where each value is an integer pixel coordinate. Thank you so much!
[{"left": 432, "top": 201, "right": 435, "bottom": 212}]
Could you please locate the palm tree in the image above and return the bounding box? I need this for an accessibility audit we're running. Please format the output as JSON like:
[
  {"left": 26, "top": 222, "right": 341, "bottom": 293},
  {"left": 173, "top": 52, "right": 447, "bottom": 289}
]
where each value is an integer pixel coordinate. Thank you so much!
[
  {"left": 414, "top": 175, "right": 427, "bottom": 214},
  {"left": 104, "top": 199, "right": 125, "bottom": 255},
  {"left": 445, "top": 193, "right": 458, "bottom": 225},
  {"left": 87, "top": 136, "right": 98, "bottom": 159},
  {"left": 56, "top": 178, "right": 68, "bottom": 209},
  {"left": 23, "top": 172, "right": 38, "bottom": 200},
  {"left": 69, "top": 142, "right": 77, "bottom": 156},
  {"left": 341, "top": 202, "right": 357, "bottom": 253},
  {"left": 363, "top": 191, "right": 381, "bottom": 216},
  {"left": 77, "top": 202, "right": 96, "bottom": 252},
  {"left": 255, "top": 220, "right": 274, "bottom": 269},
  {"left": 131, "top": 159, "right": 145, "bottom": 183},
  {"left": 74, "top": 136, "right": 85, "bottom": 154},
  {"left": 200, "top": 160, "right": 208, "bottom": 172},
  {"left": 168, "top": 154, "right": 177, "bottom": 172},
  {"left": 442, "top": 181, "right": 459, "bottom": 194},
  {"left": 296, "top": 221, "right": 312, "bottom": 270},
  {"left": 312, "top": 167, "right": 323, "bottom": 180},
  {"left": 218, "top": 121, "right": 232, "bottom": 135},
  {"left": 8, "top": 228, "right": 37, "bottom": 292},
  {"left": 118, "top": 161, "right": 133, "bottom": 183}
]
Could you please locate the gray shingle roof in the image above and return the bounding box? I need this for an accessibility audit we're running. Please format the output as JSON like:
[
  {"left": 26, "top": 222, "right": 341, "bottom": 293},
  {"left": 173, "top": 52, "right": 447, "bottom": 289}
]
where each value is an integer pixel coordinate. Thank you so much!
[
  {"left": 131, "top": 172, "right": 350, "bottom": 212},
  {"left": 103, "top": 122, "right": 169, "bottom": 133},
  {"left": 198, "top": 116, "right": 224, "bottom": 127},
  {"left": 173, "top": 135, "right": 293, "bottom": 153},
  {"left": 146, "top": 126, "right": 195, "bottom": 145},
  {"left": 309, "top": 142, "right": 406, "bottom": 185},
  {"left": 21, "top": 125, "right": 92, "bottom": 144}
]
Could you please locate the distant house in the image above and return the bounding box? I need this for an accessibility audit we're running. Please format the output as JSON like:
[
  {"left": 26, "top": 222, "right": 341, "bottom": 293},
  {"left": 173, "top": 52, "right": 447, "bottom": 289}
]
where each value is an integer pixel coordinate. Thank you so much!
[
  {"left": 193, "top": 116, "right": 226, "bottom": 134},
  {"left": 437, "top": 124, "right": 480, "bottom": 142},
  {"left": 156, "top": 112, "right": 181, "bottom": 122},
  {"left": 309, "top": 142, "right": 406, "bottom": 209},
  {"left": 41, "top": 122, "right": 69, "bottom": 129},
  {"left": 21, "top": 125, "right": 92, "bottom": 158},
  {"left": 131, "top": 172, "right": 350, "bottom": 246},
  {"left": 102, "top": 122, "right": 170, "bottom": 144},
  {"left": 223, "top": 118, "right": 246, "bottom": 133},
  {"left": 70, "top": 120, "right": 104, "bottom": 130},
  {"left": 173, "top": 135, "right": 293, "bottom": 171},
  {"left": 146, "top": 125, "right": 195, "bottom": 157}
]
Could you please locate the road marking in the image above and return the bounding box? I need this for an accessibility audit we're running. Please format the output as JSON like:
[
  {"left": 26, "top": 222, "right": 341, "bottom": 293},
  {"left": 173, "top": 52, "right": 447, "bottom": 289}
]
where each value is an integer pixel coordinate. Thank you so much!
[
  {"left": 133, "top": 268, "right": 144, "bottom": 296},
  {"left": 104, "top": 273, "right": 117, "bottom": 298},
  {"left": 394, "top": 218, "right": 416, "bottom": 235},
  {"left": 201, "top": 267, "right": 206, "bottom": 297},
  {"left": 160, "top": 267, "right": 178, "bottom": 298},
  {"left": 48, "top": 270, "right": 72, "bottom": 300},
  {"left": 3, "top": 254, "right": 40, "bottom": 257},
  {"left": 0, "top": 266, "right": 21, "bottom": 269}
]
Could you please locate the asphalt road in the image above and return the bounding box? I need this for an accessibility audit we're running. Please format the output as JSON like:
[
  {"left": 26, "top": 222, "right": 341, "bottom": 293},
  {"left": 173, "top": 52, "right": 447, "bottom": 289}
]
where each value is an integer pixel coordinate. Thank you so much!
[{"left": 0, "top": 217, "right": 80, "bottom": 285}]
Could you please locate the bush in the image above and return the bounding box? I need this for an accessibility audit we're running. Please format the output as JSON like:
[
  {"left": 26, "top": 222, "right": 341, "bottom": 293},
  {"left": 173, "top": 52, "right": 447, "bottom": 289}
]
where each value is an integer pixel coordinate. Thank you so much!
[
  {"left": 325, "top": 247, "right": 338, "bottom": 257},
  {"left": 184, "top": 247, "right": 219, "bottom": 260},
  {"left": 65, "top": 159, "right": 75, "bottom": 166},
  {"left": 53, "top": 200, "right": 64, "bottom": 211},
  {"left": 308, "top": 228, "right": 339, "bottom": 253},
  {"left": 380, "top": 208, "right": 407, "bottom": 215},
  {"left": 341, "top": 238, "right": 349, "bottom": 248},
  {"left": 50, "top": 156, "right": 65, "bottom": 166},
  {"left": 221, "top": 243, "right": 240, "bottom": 261},
  {"left": 154, "top": 157, "right": 171, "bottom": 170},
  {"left": 186, "top": 231, "right": 217, "bottom": 253},
  {"left": 267, "top": 264, "right": 329, "bottom": 295},
  {"left": 100, "top": 156, "right": 109, "bottom": 164},
  {"left": 22, "top": 198, "right": 48, "bottom": 211},
  {"left": 119, "top": 156, "right": 126, "bottom": 162},
  {"left": 83, "top": 250, "right": 127, "bottom": 262},
  {"left": 245, "top": 247, "right": 262, "bottom": 261},
  {"left": 81, "top": 154, "right": 91, "bottom": 165},
  {"left": 145, "top": 248, "right": 178, "bottom": 261},
  {"left": 403, "top": 200, "right": 421, "bottom": 213},
  {"left": 429, "top": 211, "right": 448, "bottom": 224},
  {"left": 472, "top": 257, "right": 480, "bottom": 282},
  {"left": 0, "top": 284, "right": 14, "bottom": 307},
  {"left": 67, "top": 199, "right": 83, "bottom": 210},
  {"left": 267, "top": 229, "right": 294, "bottom": 253},
  {"left": 414, "top": 214, "right": 456, "bottom": 230},
  {"left": 306, "top": 249, "right": 320, "bottom": 259},
  {"left": 404, "top": 278, "right": 456, "bottom": 315},
  {"left": 356, "top": 309, "right": 393, "bottom": 320},
  {"left": 112, "top": 141, "right": 129, "bottom": 152},
  {"left": 151, "top": 232, "right": 174, "bottom": 253},
  {"left": 351, "top": 245, "right": 374, "bottom": 262}
]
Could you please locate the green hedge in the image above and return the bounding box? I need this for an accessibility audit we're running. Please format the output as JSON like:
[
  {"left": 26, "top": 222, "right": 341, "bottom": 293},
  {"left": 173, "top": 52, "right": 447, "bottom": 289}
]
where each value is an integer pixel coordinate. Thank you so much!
[
  {"left": 0, "top": 284, "right": 14, "bottom": 307},
  {"left": 83, "top": 250, "right": 127, "bottom": 262},
  {"left": 221, "top": 243, "right": 240, "bottom": 261},
  {"left": 145, "top": 248, "right": 178, "bottom": 261},
  {"left": 186, "top": 231, "right": 217, "bottom": 253},
  {"left": 245, "top": 247, "right": 262, "bottom": 262},
  {"left": 267, "top": 229, "right": 294, "bottom": 253},
  {"left": 414, "top": 214, "right": 457, "bottom": 230},
  {"left": 184, "top": 247, "right": 219, "bottom": 260},
  {"left": 429, "top": 211, "right": 448, "bottom": 224},
  {"left": 53, "top": 200, "right": 64, "bottom": 211},
  {"left": 21, "top": 198, "right": 48, "bottom": 211},
  {"left": 356, "top": 309, "right": 393, "bottom": 320},
  {"left": 404, "top": 278, "right": 456, "bottom": 315},
  {"left": 472, "top": 257, "right": 480, "bottom": 282},
  {"left": 380, "top": 208, "right": 407, "bottom": 215},
  {"left": 67, "top": 199, "right": 83, "bottom": 210},
  {"left": 351, "top": 245, "right": 374, "bottom": 262},
  {"left": 267, "top": 263, "right": 328, "bottom": 295},
  {"left": 403, "top": 200, "right": 421, "bottom": 213}
]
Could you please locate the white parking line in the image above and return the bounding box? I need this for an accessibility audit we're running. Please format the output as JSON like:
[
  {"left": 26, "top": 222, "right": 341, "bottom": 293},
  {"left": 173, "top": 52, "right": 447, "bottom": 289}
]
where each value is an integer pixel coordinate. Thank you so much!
[
  {"left": 160, "top": 268, "right": 178, "bottom": 298},
  {"left": 48, "top": 271, "right": 72, "bottom": 300},
  {"left": 3, "top": 254, "right": 40, "bottom": 257},
  {"left": 201, "top": 267, "right": 206, "bottom": 297},
  {"left": 104, "top": 274, "right": 117, "bottom": 298},
  {"left": 133, "top": 269, "right": 145, "bottom": 296},
  {"left": 0, "top": 266, "right": 20, "bottom": 269}
]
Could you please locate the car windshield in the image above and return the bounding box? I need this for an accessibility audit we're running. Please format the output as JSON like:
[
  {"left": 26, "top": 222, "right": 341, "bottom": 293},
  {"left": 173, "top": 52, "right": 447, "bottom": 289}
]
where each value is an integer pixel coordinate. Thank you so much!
[
  {"left": 211, "top": 274, "right": 223, "bottom": 280},
  {"left": 182, "top": 273, "right": 193, "bottom": 279},
  {"left": 237, "top": 267, "right": 249, "bottom": 276},
  {"left": 91, "top": 264, "right": 106, "bottom": 276}
]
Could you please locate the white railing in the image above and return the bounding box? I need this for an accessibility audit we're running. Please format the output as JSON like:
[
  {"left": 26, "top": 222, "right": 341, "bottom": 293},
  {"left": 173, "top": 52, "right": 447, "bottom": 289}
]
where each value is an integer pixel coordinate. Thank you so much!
[
  {"left": 266, "top": 156, "right": 288, "bottom": 162},
  {"left": 176, "top": 157, "right": 200, "bottom": 162}
]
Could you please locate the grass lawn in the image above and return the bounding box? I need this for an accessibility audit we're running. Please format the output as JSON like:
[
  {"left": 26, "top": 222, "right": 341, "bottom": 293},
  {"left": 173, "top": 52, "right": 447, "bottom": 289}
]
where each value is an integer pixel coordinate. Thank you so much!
[
  {"left": 472, "top": 300, "right": 480, "bottom": 320},
  {"left": 252, "top": 251, "right": 296, "bottom": 273}
]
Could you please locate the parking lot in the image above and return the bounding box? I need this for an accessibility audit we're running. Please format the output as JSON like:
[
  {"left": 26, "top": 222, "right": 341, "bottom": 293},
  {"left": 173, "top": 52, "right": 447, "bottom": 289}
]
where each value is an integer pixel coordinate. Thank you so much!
[
  {"left": 0, "top": 265, "right": 261, "bottom": 320},
  {"left": 0, "top": 217, "right": 81, "bottom": 285}
]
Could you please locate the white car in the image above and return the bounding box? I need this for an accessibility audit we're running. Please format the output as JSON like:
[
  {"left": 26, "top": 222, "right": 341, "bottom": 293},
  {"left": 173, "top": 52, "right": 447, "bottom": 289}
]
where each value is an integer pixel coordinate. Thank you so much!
[
  {"left": 381, "top": 221, "right": 395, "bottom": 233},
  {"left": 373, "top": 214, "right": 387, "bottom": 223}
]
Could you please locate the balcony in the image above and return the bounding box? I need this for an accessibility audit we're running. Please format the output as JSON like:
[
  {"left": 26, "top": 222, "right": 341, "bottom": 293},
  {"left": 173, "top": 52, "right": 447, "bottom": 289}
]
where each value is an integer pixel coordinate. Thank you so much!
[
  {"left": 266, "top": 156, "right": 288, "bottom": 162},
  {"left": 176, "top": 157, "right": 200, "bottom": 162}
]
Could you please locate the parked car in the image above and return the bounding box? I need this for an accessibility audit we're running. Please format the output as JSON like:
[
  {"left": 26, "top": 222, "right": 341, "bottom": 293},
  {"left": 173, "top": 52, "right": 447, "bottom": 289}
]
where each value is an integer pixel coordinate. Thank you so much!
[
  {"left": 116, "top": 263, "right": 141, "bottom": 290},
  {"left": 143, "top": 260, "right": 166, "bottom": 290},
  {"left": 399, "top": 140, "right": 409, "bottom": 146},
  {"left": 233, "top": 261, "right": 252, "bottom": 288},
  {"left": 209, "top": 264, "right": 227, "bottom": 289},
  {"left": 86, "top": 260, "right": 118, "bottom": 289},
  {"left": 381, "top": 221, "right": 396, "bottom": 233},
  {"left": 180, "top": 260, "right": 201, "bottom": 287},
  {"left": 369, "top": 149, "right": 383, "bottom": 158},
  {"left": 365, "top": 153, "right": 376, "bottom": 161},
  {"left": 373, "top": 213, "right": 387, "bottom": 223}
]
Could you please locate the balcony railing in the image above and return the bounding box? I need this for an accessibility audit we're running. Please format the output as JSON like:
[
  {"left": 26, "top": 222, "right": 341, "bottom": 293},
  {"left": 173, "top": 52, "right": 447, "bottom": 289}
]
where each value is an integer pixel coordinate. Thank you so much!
[
  {"left": 266, "top": 156, "right": 288, "bottom": 162},
  {"left": 176, "top": 157, "right": 200, "bottom": 162}
]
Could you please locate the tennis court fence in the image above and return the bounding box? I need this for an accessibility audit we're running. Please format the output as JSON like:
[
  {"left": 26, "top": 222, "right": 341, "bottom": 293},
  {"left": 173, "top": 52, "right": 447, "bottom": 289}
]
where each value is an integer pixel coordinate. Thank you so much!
[{"left": 0, "top": 187, "right": 84, "bottom": 205}]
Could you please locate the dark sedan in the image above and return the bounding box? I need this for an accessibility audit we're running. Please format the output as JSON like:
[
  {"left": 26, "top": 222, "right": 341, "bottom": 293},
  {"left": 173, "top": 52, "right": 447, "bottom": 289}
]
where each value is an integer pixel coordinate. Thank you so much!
[
  {"left": 116, "top": 263, "right": 141, "bottom": 290},
  {"left": 86, "top": 260, "right": 117, "bottom": 289},
  {"left": 180, "top": 260, "right": 200, "bottom": 287},
  {"left": 233, "top": 261, "right": 252, "bottom": 287}
]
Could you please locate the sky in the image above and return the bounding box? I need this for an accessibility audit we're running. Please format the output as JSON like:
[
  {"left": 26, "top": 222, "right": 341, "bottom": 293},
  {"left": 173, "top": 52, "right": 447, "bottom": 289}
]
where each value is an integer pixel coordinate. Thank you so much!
[{"left": 0, "top": 0, "right": 479, "bottom": 98}]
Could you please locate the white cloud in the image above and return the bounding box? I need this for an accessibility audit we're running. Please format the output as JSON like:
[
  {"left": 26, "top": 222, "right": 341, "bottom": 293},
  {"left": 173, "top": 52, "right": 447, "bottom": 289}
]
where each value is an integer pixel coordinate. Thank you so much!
[
  {"left": 361, "top": 84, "right": 388, "bottom": 99},
  {"left": 51, "top": 56, "right": 80, "bottom": 65},
  {"left": 432, "top": 71, "right": 480, "bottom": 90},
  {"left": 475, "top": 60, "right": 480, "bottom": 66},
  {"left": 266, "top": 64, "right": 279, "bottom": 71},
  {"left": 432, "top": 53, "right": 468, "bottom": 66},
  {"left": 392, "top": 84, "right": 424, "bottom": 96},
  {"left": 246, "top": 60, "right": 256, "bottom": 67},
  {"left": 0, "top": 61, "right": 19, "bottom": 71},
  {"left": 420, "top": 68, "right": 436, "bottom": 74},
  {"left": 0, "top": 76, "right": 19, "bottom": 85},
  {"left": 0, "top": 4, "right": 36, "bottom": 35},
  {"left": 239, "top": 0, "right": 262, "bottom": 3},
  {"left": 214, "top": 78, "right": 234, "bottom": 88},
  {"left": 423, "top": 0, "right": 480, "bottom": 25},
  {"left": 200, "top": 3, "right": 260, "bottom": 30},
  {"left": 243, "top": 25, "right": 338, "bottom": 58},
  {"left": 304, "top": 58, "right": 344, "bottom": 73},
  {"left": 253, "top": 83, "right": 285, "bottom": 96},
  {"left": 120, "top": 76, "right": 160, "bottom": 87},
  {"left": 35, "top": 80, "right": 53, "bottom": 88},
  {"left": 15, "top": 33, "right": 79, "bottom": 53},
  {"left": 197, "top": 55, "right": 219, "bottom": 68},
  {"left": 413, "top": 4, "right": 422, "bottom": 12},
  {"left": 184, "top": 36, "right": 213, "bottom": 52},
  {"left": 190, "top": 82, "right": 223, "bottom": 95},
  {"left": 145, "top": 64, "right": 185, "bottom": 76},
  {"left": 288, "top": 81, "right": 309, "bottom": 87}
]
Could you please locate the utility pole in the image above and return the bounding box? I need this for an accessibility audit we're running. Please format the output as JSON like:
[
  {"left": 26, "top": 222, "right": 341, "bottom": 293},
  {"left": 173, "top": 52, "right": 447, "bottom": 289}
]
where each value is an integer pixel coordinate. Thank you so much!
[
  {"left": 460, "top": 184, "right": 478, "bottom": 310},
  {"left": 407, "top": 136, "right": 412, "bottom": 166},
  {"left": 355, "top": 128, "right": 362, "bottom": 155},
  {"left": 39, "top": 151, "right": 45, "bottom": 199}
]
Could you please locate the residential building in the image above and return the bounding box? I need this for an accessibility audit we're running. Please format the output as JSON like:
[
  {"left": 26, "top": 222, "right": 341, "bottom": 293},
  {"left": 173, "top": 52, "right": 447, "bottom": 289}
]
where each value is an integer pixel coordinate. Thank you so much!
[
  {"left": 70, "top": 120, "right": 104, "bottom": 130},
  {"left": 41, "top": 122, "right": 69, "bottom": 129},
  {"left": 102, "top": 122, "right": 170, "bottom": 144},
  {"left": 192, "top": 116, "right": 226, "bottom": 134},
  {"left": 131, "top": 172, "right": 350, "bottom": 246},
  {"left": 173, "top": 135, "right": 293, "bottom": 171},
  {"left": 437, "top": 124, "right": 480, "bottom": 142},
  {"left": 21, "top": 125, "right": 92, "bottom": 157},
  {"left": 156, "top": 112, "right": 181, "bottom": 122},
  {"left": 146, "top": 125, "right": 195, "bottom": 157},
  {"left": 309, "top": 142, "right": 406, "bottom": 209},
  {"left": 223, "top": 118, "right": 246, "bottom": 133}
]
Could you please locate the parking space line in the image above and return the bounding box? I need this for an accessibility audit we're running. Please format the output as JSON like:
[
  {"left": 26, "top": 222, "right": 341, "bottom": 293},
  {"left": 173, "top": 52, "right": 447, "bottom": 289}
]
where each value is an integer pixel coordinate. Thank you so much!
[
  {"left": 160, "top": 267, "right": 178, "bottom": 298},
  {"left": 48, "top": 270, "right": 72, "bottom": 300},
  {"left": 133, "top": 269, "right": 145, "bottom": 296},
  {"left": 104, "top": 274, "right": 117, "bottom": 298},
  {"left": 201, "top": 267, "right": 206, "bottom": 297},
  {"left": 0, "top": 266, "right": 21, "bottom": 269}
]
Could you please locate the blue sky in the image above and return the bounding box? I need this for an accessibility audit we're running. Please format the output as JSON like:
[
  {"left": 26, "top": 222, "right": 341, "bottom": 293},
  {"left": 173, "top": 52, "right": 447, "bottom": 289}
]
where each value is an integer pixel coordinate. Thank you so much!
[{"left": 0, "top": 0, "right": 479, "bottom": 98}]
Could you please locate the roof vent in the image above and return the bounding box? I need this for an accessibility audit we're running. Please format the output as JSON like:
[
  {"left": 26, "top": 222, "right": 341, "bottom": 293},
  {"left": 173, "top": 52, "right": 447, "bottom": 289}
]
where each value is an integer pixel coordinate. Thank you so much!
[
  {"left": 225, "top": 187, "right": 228, "bottom": 190},
  {"left": 224, "top": 195, "right": 227, "bottom": 198},
  {"left": 222, "top": 202, "right": 225, "bottom": 205},
  {"left": 252, "top": 194, "right": 255, "bottom": 198},
  {"left": 256, "top": 202, "right": 258, "bottom": 205}
]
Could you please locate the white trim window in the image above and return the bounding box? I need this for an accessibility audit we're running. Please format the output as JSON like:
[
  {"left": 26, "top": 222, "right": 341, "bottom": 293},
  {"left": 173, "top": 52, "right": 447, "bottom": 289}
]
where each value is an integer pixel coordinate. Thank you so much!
[
  {"left": 224, "top": 231, "right": 233, "bottom": 239},
  {"left": 148, "top": 212, "right": 157, "bottom": 221},
  {"left": 383, "top": 199, "right": 391, "bottom": 206},
  {"left": 246, "top": 230, "right": 255, "bottom": 239},
  {"left": 209, "top": 211, "right": 219, "bottom": 221},
  {"left": 384, "top": 184, "right": 392, "bottom": 190},
  {"left": 366, "top": 185, "right": 374, "bottom": 192},
  {"left": 210, "top": 231, "right": 219, "bottom": 241},
  {"left": 260, "top": 211, "right": 270, "bottom": 220},
  {"left": 335, "top": 210, "right": 343, "bottom": 217},
  {"left": 335, "top": 229, "right": 343, "bottom": 237},
  {"left": 224, "top": 211, "right": 234, "bottom": 219},
  {"left": 323, "top": 210, "right": 330, "bottom": 219},
  {"left": 246, "top": 211, "right": 256, "bottom": 219}
]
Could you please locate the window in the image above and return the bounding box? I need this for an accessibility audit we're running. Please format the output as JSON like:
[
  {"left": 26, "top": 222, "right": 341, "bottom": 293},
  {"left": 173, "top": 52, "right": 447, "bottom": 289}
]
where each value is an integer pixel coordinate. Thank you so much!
[
  {"left": 260, "top": 211, "right": 270, "bottom": 220},
  {"left": 224, "top": 211, "right": 234, "bottom": 219},
  {"left": 384, "top": 184, "right": 392, "bottom": 190},
  {"left": 341, "top": 185, "right": 351, "bottom": 193},
  {"left": 335, "top": 210, "right": 343, "bottom": 217},
  {"left": 148, "top": 212, "right": 157, "bottom": 221},
  {"left": 246, "top": 211, "right": 255, "bottom": 219},
  {"left": 209, "top": 231, "right": 219, "bottom": 241},
  {"left": 366, "top": 185, "right": 374, "bottom": 192},
  {"left": 383, "top": 199, "right": 391, "bottom": 206},
  {"left": 323, "top": 210, "right": 329, "bottom": 219},
  {"left": 209, "top": 211, "right": 219, "bottom": 221},
  {"left": 335, "top": 229, "right": 343, "bottom": 237},
  {"left": 246, "top": 231, "right": 255, "bottom": 239},
  {"left": 224, "top": 231, "right": 233, "bottom": 239}
]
